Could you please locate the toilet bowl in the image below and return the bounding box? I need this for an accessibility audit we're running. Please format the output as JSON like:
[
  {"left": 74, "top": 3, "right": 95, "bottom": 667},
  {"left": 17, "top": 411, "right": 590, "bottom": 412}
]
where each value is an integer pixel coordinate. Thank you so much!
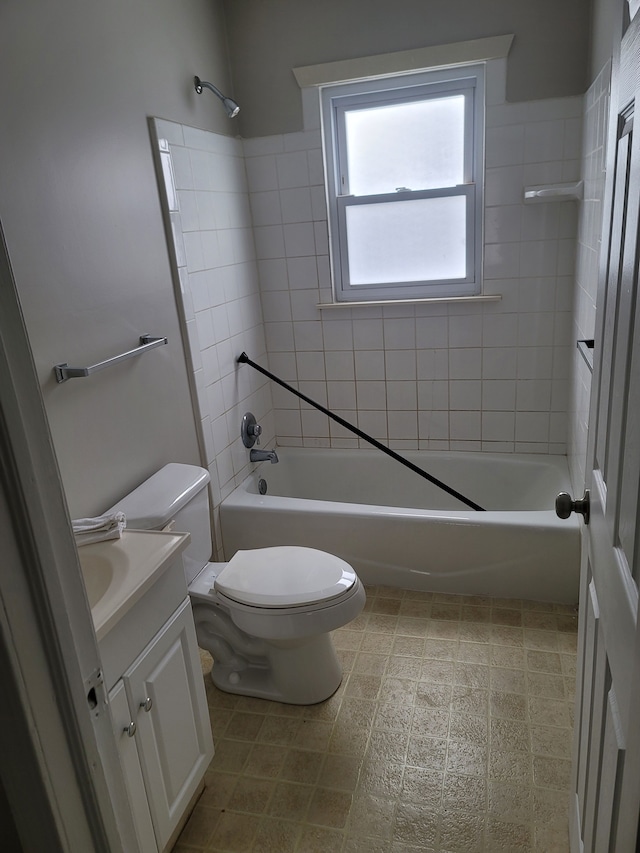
[{"left": 107, "top": 463, "right": 365, "bottom": 704}]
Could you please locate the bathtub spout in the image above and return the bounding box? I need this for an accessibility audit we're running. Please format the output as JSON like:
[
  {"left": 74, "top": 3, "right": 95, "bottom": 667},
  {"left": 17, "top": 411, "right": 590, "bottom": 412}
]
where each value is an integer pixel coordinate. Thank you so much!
[{"left": 250, "top": 448, "right": 279, "bottom": 464}]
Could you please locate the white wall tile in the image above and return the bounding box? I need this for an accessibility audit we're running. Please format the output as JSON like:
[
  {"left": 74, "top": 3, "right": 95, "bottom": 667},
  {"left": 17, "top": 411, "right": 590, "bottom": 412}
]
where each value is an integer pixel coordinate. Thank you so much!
[
  {"left": 355, "top": 350, "right": 385, "bottom": 381},
  {"left": 386, "top": 381, "right": 417, "bottom": 411},
  {"left": 276, "top": 151, "right": 309, "bottom": 188}
]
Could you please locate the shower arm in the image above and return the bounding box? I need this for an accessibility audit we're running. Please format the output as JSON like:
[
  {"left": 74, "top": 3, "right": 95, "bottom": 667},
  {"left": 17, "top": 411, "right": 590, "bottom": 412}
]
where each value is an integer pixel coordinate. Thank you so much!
[
  {"left": 195, "top": 78, "right": 224, "bottom": 99},
  {"left": 237, "top": 352, "right": 485, "bottom": 511},
  {"left": 194, "top": 76, "right": 240, "bottom": 118}
]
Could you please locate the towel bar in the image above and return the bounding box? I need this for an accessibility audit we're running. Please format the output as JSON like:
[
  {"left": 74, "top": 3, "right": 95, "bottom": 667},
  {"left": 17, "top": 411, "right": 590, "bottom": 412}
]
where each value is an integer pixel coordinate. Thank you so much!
[{"left": 54, "top": 335, "right": 168, "bottom": 383}]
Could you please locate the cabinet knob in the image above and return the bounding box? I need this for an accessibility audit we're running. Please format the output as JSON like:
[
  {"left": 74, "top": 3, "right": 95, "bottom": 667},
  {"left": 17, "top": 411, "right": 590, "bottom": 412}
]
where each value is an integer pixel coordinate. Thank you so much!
[
  {"left": 124, "top": 721, "right": 137, "bottom": 738},
  {"left": 140, "top": 697, "right": 153, "bottom": 713}
]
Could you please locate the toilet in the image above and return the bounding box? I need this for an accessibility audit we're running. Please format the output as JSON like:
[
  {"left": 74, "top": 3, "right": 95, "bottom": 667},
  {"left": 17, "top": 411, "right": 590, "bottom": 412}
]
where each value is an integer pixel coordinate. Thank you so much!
[{"left": 107, "top": 463, "right": 365, "bottom": 704}]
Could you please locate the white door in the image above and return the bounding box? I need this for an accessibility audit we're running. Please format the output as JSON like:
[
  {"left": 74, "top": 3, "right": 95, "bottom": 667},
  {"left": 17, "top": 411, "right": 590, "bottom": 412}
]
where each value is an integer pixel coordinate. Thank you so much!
[{"left": 567, "top": 10, "right": 640, "bottom": 851}]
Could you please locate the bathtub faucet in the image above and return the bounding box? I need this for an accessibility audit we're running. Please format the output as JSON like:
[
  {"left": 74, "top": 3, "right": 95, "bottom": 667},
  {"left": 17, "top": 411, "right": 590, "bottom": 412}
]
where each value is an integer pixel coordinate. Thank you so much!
[{"left": 250, "top": 448, "right": 279, "bottom": 464}]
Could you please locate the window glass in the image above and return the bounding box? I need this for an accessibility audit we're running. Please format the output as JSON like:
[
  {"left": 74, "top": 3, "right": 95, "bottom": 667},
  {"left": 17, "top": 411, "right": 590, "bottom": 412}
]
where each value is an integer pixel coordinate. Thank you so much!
[
  {"left": 345, "top": 196, "right": 467, "bottom": 285},
  {"left": 344, "top": 95, "right": 465, "bottom": 195},
  {"left": 322, "top": 65, "right": 484, "bottom": 302}
]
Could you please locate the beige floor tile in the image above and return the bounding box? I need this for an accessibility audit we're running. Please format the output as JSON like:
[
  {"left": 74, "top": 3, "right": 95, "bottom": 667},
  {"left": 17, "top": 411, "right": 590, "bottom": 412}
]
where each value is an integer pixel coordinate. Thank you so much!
[
  {"left": 530, "top": 724, "right": 573, "bottom": 759},
  {"left": 439, "top": 810, "right": 486, "bottom": 851},
  {"left": 177, "top": 804, "right": 220, "bottom": 848},
  {"left": 348, "top": 792, "right": 396, "bottom": 839},
  {"left": 488, "top": 749, "right": 533, "bottom": 785},
  {"left": 344, "top": 836, "right": 392, "bottom": 852},
  {"left": 193, "top": 590, "right": 578, "bottom": 853},
  {"left": 227, "top": 776, "right": 274, "bottom": 813},
  {"left": 210, "top": 811, "right": 261, "bottom": 852},
  {"left": 386, "top": 656, "right": 422, "bottom": 679},
  {"left": 358, "top": 759, "right": 405, "bottom": 798},
  {"left": 488, "top": 779, "right": 532, "bottom": 823},
  {"left": 280, "top": 748, "right": 325, "bottom": 785},
  {"left": 250, "top": 816, "right": 300, "bottom": 852},
  {"left": 393, "top": 801, "right": 440, "bottom": 847},
  {"left": 266, "top": 780, "right": 313, "bottom": 820},
  {"left": 458, "top": 622, "right": 493, "bottom": 643},
  {"left": 297, "top": 825, "right": 346, "bottom": 851},
  {"left": 486, "top": 815, "right": 532, "bottom": 851},
  {"left": 306, "top": 787, "right": 353, "bottom": 828},
  {"left": 446, "top": 741, "right": 488, "bottom": 777},
  {"left": 443, "top": 772, "right": 487, "bottom": 811},
  {"left": 448, "top": 713, "right": 488, "bottom": 746},
  {"left": 490, "top": 666, "right": 526, "bottom": 694},
  {"left": 490, "top": 690, "right": 527, "bottom": 721},
  {"left": 406, "top": 734, "right": 448, "bottom": 770},
  {"left": 374, "top": 701, "right": 414, "bottom": 733},
  {"left": 401, "top": 766, "right": 444, "bottom": 808},
  {"left": 532, "top": 755, "right": 572, "bottom": 790},
  {"left": 244, "top": 742, "right": 287, "bottom": 778},
  {"left": 420, "top": 658, "right": 455, "bottom": 683}
]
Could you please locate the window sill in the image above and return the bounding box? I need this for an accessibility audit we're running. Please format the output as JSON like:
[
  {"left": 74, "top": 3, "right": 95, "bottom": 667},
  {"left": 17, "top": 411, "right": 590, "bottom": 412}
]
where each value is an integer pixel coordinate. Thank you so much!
[{"left": 316, "top": 294, "right": 502, "bottom": 309}]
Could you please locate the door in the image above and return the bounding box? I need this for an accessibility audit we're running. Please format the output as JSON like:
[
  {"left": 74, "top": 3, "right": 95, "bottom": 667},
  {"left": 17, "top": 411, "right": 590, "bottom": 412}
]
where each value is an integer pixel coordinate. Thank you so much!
[
  {"left": 109, "top": 681, "right": 157, "bottom": 852},
  {"left": 124, "top": 599, "right": 214, "bottom": 850},
  {"left": 569, "top": 10, "right": 640, "bottom": 851}
]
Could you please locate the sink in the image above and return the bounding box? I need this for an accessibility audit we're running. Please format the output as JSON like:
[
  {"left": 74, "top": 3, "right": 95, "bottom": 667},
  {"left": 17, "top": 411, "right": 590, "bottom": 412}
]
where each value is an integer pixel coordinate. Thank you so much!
[
  {"left": 80, "top": 553, "right": 114, "bottom": 608},
  {"left": 77, "top": 529, "right": 190, "bottom": 640}
]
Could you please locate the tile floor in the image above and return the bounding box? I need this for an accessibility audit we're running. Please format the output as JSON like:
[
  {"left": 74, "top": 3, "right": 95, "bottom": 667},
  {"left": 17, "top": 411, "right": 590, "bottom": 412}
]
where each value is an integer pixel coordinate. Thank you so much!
[{"left": 174, "top": 586, "right": 578, "bottom": 853}]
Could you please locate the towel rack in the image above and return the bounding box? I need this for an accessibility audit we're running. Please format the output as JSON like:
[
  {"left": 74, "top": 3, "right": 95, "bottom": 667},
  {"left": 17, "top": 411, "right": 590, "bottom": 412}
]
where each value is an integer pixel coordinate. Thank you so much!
[{"left": 54, "top": 335, "right": 168, "bottom": 383}]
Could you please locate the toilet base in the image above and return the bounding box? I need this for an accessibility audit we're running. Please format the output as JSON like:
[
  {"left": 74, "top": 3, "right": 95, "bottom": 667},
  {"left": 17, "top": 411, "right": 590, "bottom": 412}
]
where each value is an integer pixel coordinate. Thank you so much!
[{"left": 210, "top": 632, "right": 343, "bottom": 705}]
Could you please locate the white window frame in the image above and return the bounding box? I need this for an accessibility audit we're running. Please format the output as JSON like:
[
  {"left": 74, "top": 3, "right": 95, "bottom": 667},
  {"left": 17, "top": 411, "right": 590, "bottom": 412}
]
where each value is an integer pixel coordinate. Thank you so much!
[{"left": 321, "top": 65, "right": 485, "bottom": 303}]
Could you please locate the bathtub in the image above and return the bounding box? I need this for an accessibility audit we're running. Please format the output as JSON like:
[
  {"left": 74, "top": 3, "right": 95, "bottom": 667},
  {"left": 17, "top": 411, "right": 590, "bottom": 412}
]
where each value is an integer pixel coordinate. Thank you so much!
[{"left": 219, "top": 448, "right": 580, "bottom": 604}]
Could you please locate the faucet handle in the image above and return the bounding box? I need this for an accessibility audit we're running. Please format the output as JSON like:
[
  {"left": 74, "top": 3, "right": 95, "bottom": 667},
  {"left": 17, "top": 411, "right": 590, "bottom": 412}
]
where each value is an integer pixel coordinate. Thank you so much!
[{"left": 241, "top": 412, "right": 262, "bottom": 448}]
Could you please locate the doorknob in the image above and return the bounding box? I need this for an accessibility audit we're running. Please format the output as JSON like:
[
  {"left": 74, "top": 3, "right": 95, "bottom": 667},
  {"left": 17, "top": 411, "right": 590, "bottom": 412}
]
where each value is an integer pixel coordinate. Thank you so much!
[{"left": 555, "top": 490, "right": 590, "bottom": 524}]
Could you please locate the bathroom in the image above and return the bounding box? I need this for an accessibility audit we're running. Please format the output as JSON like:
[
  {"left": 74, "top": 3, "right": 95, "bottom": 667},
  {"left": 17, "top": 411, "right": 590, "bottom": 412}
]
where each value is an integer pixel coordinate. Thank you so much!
[{"left": 0, "top": 0, "right": 630, "bottom": 850}]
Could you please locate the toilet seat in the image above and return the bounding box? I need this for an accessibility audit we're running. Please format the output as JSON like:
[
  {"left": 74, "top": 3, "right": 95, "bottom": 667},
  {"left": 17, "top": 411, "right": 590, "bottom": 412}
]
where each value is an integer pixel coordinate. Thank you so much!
[{"left": 214, "top": 546, "right": 356, "bottom": 609}]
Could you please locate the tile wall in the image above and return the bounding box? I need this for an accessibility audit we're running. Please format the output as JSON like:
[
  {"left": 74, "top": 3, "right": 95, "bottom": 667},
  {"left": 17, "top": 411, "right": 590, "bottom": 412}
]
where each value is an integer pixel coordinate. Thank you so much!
[
  {"left": 568, "top": 63, "right": 611, "bottom": 492},
  {"left": 153, "top": 119, "right": 274, "bottom": 558},
  {"left": 243, "top": 63, "right": 583, "bottom": 455},
  {"left": 153, "top": 63, "right": 596, "bottom": 558}
]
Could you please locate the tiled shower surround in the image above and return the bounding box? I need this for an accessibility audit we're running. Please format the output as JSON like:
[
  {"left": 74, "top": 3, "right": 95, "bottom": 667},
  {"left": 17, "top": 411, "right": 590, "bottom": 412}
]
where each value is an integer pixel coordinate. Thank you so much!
[
  {"left": 153, "top": 64, "right": 585, "bottom": 552},
  {"left": 174, "top": 587, "right": 578, "bottom": 853},
  {"left": 568, "top": 62, "right": 611, "bottom": 492},
  {"left": 244, "top": 82, "right": 583, "bottom": 456}
]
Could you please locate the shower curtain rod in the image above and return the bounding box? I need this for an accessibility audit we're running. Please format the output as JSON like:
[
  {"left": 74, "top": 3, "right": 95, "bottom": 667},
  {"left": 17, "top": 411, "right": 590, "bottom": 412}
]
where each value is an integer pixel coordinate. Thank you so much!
[{"left": 237, "top": 352, "right": 485, "bottom": 512}]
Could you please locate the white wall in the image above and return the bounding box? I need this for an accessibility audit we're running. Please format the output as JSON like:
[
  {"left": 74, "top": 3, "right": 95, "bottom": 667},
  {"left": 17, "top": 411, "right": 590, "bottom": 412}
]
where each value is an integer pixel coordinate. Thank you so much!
[
  {"left": 152, "top": 120, "right": 274, "bottom": 558},
  {"left": 242, "top": 64, "right": 583, "bottom": 455},
  {"left": 0, "top": 0, "right": 235, "bottom": 517}
]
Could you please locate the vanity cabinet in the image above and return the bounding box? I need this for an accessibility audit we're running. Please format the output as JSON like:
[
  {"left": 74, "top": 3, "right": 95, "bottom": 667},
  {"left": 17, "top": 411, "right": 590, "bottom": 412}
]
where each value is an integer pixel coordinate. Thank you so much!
[{"left": 99, "top": 547, "right": 214, "bottom": 853}]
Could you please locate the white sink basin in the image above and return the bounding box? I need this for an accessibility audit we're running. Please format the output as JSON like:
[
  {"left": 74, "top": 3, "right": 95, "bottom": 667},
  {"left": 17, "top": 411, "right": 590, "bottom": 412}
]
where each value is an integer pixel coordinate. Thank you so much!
[{"left": 77, "top": 530, "right": 190, "bottom": 640}]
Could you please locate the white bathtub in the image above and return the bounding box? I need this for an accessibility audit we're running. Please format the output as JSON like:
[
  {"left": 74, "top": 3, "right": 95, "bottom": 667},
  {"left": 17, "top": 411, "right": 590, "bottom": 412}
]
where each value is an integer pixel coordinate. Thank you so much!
[{"left": 220, "top": 448, "right": 580, "bottom": 604}]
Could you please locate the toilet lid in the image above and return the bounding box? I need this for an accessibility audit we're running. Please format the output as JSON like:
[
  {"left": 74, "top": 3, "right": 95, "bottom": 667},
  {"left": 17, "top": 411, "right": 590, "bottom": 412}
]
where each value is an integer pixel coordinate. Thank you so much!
[{"left": 214, "top": 546, "right": 356, "bottom": 608}]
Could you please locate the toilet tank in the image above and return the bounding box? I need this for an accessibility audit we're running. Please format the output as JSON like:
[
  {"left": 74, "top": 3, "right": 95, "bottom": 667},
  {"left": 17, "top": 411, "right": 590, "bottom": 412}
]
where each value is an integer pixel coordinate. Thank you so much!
[{"left": 106, "top": 463, "right": 212, "bottom": 585}]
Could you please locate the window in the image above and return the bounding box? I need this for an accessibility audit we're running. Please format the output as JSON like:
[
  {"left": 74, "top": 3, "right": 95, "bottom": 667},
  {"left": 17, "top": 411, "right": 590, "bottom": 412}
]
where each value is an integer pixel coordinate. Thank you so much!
[{"left": 321, "top": 65, "right": 485, "bottom": 303}]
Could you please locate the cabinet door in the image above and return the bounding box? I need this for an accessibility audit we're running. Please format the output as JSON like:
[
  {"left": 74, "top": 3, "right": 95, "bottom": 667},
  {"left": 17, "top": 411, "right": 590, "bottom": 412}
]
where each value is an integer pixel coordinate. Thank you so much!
[
  {"left": 124, "top": 598, "right": 214, "bottom": 850},
  {"left": 109, "top": 681, "right": 157, "bottom": 853}
]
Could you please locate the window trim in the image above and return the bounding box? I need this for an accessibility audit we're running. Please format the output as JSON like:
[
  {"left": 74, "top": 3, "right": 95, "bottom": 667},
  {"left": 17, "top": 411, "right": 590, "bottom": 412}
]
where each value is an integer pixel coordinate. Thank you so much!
[{"left": 321, "top": 64, "right": 485, "bottom": 304}]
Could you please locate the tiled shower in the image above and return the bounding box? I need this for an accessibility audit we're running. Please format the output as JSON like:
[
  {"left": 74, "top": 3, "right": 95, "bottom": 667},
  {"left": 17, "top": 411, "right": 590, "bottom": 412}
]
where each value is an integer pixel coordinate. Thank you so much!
[{"left": 152, "top": 53, "right": 600, "bottom": 555}]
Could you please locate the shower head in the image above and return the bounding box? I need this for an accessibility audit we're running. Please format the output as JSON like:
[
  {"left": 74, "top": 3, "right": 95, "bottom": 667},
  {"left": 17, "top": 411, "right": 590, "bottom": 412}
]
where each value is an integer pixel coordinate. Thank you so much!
[{"left": 194, "top": 76, "right": 240, "bottom": 118}]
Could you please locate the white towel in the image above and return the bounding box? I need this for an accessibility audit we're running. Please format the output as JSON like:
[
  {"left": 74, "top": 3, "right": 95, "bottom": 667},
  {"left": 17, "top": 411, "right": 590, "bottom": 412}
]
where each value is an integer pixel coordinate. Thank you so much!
[{"left": 73, "top": 512, "right": 126, "bottom": 546}]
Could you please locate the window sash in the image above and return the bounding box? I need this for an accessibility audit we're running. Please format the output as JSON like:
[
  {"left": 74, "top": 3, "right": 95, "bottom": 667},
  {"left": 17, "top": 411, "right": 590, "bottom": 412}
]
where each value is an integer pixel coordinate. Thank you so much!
[
  {"left": 336, "top": 185, "right": 477, "bottom": 301},
  {"left": 322, "top": 65, "right": 484, "bottom": 303},
  {"left": 334, "top": 79, "right": 476, "bottom": 197}
]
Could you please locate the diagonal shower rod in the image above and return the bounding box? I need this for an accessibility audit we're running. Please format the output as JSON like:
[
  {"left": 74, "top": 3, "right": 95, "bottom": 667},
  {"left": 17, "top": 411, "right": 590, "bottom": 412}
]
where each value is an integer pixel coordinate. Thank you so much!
[{"left": 237, "top": 352, "right": 485, "bottom": 512}]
